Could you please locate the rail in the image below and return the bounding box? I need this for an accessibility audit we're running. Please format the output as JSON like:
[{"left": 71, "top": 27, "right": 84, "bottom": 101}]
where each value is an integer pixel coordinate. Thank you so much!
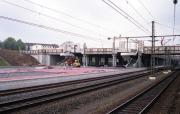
[
  {"left": 0, "top": 70, "right": 152, "bottom": 113},
  {"left": 107, "top": 71, "right": 178, "bottom": 114}
]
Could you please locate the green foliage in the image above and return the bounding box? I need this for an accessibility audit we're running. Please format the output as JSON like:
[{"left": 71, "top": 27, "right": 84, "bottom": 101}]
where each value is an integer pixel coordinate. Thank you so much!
[
  {"left": 0, "top": 41, "right": 3, "bottom": 48},
  {"left": 16, "top": 39, "right": 25, "bottom": 50},
  {"left": 3, "top": 37, "right": 17, "bottom": 50},
  {"left": 2, "top": 37, "right": 25, "bottom": 50},
  {"left": 0, "top": 57, "right": 9, "bottom": 66}
]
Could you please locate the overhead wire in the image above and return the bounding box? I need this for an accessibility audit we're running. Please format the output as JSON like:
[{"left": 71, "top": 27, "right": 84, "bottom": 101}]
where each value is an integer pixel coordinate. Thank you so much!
[
  {"left": 155, "top": 22, "right": 180, "bottom": 32},
  {"left": 102, "top": 0, "right": 150, "bottom": 34},
  {"left": 107, "top": 0, "right": 149, "bottom": 32},
  {"left": 137, "top": 0, "right": 154, "bottom": 20},
  {"left": 0, "top": 16, "right": 103, "bottom": 41},
  {"left": 102, "top": 0, "right": 144, "bottom": 33},
  {"left": 1, "top": 0, "right": 110, "bottom": 38},
  {"left": 23, "top": 0, "right": 120, "bottom": 35},
  {"left": 123, "top": 0, "right": 149, "bottom": 23},
  {"left": 121, "top": 27, "right": 139, "bottom": 35}
]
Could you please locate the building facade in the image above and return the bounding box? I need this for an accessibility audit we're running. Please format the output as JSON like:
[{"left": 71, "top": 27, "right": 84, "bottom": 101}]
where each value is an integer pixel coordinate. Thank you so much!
[
  {"left": 58, "top": 41, "right": 81, "bottom": 53},
  {"left": 25, "top": 43, "right": 59, "bottom": 51}
]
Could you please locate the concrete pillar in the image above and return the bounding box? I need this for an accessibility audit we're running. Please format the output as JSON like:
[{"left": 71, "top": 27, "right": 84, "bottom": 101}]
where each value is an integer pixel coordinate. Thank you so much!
[
  {"left": 137, "top": 52, "right": 142, "bottom": 68},
  {"left": 85, "top": 55, "right": 89, "bottom": 66},
  {"left": 83, "top": 54, "right": 86, "bottom": 66},
  {"left": 31, "top": 54, "right": 43, "bottom": 64},
  {"left": 46, "top": 55, "right": 50, "bottom": 66},
  {"left": 42, "top": 54, "right": 50, "bottom": 66},
  {"left": 112, "top": 54, "right": 116, "bottom": 67},
  {"left": 41, "top": 54, "right": 45, "bottom": 65},
  {"left": 83, "top": 54, "right": 88, "bottom": 66}
]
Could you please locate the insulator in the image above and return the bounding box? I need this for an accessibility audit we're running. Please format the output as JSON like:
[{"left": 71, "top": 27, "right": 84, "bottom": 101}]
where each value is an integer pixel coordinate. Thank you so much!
[{"left": 173, "top": 0, "right": 178, "bottom": 4}]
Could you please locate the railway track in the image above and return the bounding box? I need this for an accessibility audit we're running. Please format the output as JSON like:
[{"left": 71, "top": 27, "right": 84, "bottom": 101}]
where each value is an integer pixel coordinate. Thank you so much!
[
  {"left": 0, "top": 70, "right": 148, "bottom": 96},
  {"left": 107, "top": 71, "right": 178, "bottom": 114},
  {"left": 0, "top": 70, "right": 151, "bottom": 113}
]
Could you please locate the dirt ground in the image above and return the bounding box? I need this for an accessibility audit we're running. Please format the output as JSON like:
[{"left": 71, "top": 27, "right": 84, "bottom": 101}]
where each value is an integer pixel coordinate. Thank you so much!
[{"left": 0, "top": 49, "right": 39, "bottom": 66}]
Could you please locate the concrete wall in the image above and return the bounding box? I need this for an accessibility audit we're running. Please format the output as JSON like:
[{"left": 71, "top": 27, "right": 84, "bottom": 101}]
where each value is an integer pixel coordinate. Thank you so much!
[
  {"left": 31, "top": 54, "right": 50, "bottom": 65},
  {"left": 30, "top": 52, "right": 172, "bottom": 67},
  {"left": 31, "top": 54, "right": 67, "bottom": 65},
  {"left": 31, "top": 53, "right": 142, "bottom": 67}
]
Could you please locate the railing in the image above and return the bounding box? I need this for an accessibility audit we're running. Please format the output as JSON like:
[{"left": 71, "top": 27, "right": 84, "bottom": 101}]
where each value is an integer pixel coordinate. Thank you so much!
[
  {"left": 84, "top": 48, "right": 137, "bottom": 54},
  {"left": 144, "top": 46, "right": 180, "bottom": 54},
  {"left": 24, "top": 46, "right": 180, "bottom": 55},
  {"left": 22, "top": 48, "right": 139, "bottom": 55},
  {"left": 22, "top": 49, "right": 63, "bottom": 54},
  {"left": 84, "top": 48, "right": 112, "bottom": 54}
]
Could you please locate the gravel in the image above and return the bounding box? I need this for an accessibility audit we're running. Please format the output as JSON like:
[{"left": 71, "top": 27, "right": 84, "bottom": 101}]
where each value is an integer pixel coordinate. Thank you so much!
[
  {"left": 9, "top": 72, "right": 168, "bottom": 114},
  {"left": 147, "top": 72, "right": 180, "bottom": 114}
]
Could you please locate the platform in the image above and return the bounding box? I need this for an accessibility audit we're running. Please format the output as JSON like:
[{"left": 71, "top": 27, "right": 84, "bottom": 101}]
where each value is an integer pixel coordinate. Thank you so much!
[{"left": 0, "top": 67, "right": 147, "bottom": 91}]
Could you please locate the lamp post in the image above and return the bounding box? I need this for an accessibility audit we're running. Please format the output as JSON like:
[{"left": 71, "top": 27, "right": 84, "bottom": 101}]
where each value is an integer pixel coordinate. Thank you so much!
[
  {"left": 108, "top": 37, "right": 116, "bottom": 67},
  {"left": 126, "top": 38, "right": 129, "bottom": 52},
  {"left": 173, "top": 0, "right": 178, "bottom": 70},
  {"left": 108, "top": 35, "right": 121, "bottom": 67},
  {"left": 83, "top": 43, "right": 87, "bottom": 66}
]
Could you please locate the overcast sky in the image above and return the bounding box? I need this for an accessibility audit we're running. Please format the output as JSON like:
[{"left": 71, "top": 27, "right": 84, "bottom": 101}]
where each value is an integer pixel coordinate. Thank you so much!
[{"left": 0, "top": 0, "right": 180, "bottom": 48}]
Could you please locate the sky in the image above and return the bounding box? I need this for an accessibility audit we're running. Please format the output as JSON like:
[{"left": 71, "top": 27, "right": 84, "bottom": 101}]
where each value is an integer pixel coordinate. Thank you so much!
[{"left": 0, "top": 0, "right": 180, "bottom": 48}]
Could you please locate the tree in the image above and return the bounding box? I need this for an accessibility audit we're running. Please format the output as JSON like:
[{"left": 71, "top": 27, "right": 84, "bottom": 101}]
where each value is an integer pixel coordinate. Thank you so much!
[
  {"left": 3, "top": 37, "right": 17, "bottom": 50},
  {"left": 16, "top": 39, "right": 25, "bottom": 50},
  {"left": 0, "top": 40, "right": 3, "bottom": 48},
  {"left": 2, "top": 37, "right": 26, "bottom": 50}
]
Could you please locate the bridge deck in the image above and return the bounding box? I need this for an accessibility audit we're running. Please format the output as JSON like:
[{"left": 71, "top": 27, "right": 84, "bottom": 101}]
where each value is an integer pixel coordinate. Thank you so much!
[{"left": 23, "top": 46, "right": 180, "bottom": 55}]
